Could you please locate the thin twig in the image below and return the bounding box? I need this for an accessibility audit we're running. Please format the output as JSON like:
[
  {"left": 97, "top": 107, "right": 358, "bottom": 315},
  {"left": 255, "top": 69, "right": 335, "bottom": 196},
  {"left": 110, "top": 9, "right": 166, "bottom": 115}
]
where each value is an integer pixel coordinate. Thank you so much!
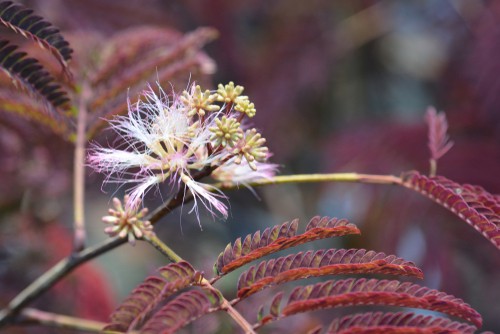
[
  {"left": 73, "top": 83, "right": 90, "bottom": 251},
  {"left": 18, "top": 308, "right": 105, "bottom": 333},
  {"left": 0, "top": 172, "right": 400, "bottom": 328},
  {"left": 429, "top": 159, "right": 437, "bottom": 177},
  {"left": 0, "top": 237, "right": 124, "bottom": 325},
  {"left": 144, "top": 233, "right": 183, "bottom": 263}
]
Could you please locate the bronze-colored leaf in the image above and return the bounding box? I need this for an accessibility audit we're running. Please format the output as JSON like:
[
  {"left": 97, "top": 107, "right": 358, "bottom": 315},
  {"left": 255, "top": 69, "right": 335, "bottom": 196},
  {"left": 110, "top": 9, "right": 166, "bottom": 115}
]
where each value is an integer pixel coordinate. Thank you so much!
[
  {"left": 86, "top": 27, "right": 217, "bottom": 138},
  {"left": 215, "top": 217, "right": 360, "bottom": 275},
  {"left": 0, "top": 87, "right": 69, "bottom": 136},
  {"left": 103, "top": 261, "right": 201, "bottom": 332},
  {"left": 328, "top": 311, "right": 476, "bottom": 334},
  {"left": 237, "top": 249, "right": 423, "bottom": 298},
  {"left": 139, "top": 288, "right": 223, "bottom": 334},
  {"left": 282, "top": 278, "right": 482, "bottom": 328},
  {"left": 402, "top": 171, "right": 500, "bottom": 249}
]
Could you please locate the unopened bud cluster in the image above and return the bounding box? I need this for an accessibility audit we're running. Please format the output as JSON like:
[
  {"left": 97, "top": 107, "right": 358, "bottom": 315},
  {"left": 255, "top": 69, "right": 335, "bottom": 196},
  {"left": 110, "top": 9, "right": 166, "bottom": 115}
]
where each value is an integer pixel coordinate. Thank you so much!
[{"left": 102, "top": 196, "right": 153, "bottom": 245}]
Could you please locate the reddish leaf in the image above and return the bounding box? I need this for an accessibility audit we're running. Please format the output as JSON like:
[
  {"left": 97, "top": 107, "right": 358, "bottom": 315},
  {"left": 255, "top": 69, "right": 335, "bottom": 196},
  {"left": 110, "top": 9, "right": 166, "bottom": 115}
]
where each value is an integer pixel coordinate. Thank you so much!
[
  {"left": 281, "top": 278, "right": 482, "bottom": 328},
  {"left": 86, "top": 27, "right": 217, "bottom": 137},
  {"left": 269, "top": 292, "right": 283, "bottom": 318},
  {"left": 215, "top": 216, "right": 360, "bottom": 275},
  {"left": 0, "top": 88, "right": 69, "bottom": 137},
  {"left": 425, "top": 106, "right": 454, "bottom": 161},
  {"left": 328, "top": 311, "right": 476, "bottom": 334},
  {"left": 237, "top": 249, "right": 423, "bottom": 298},
  {"left": 103, "top": 261, "right": 200, "bottom": 332},
  {"left": 90, "top": 27, "right": 215, "bottom": 88},
  {"left": 334, "top": 328, "right": 467, "bottom": 334},
  {"left": 402, "top": 171, "right": 500, "bottom": 249},
  {"left": 258, "top": 292, "right": 284, "bottom": 326},
  {"left": 139, "top": 288, "right": 223, "bottom": 334}
]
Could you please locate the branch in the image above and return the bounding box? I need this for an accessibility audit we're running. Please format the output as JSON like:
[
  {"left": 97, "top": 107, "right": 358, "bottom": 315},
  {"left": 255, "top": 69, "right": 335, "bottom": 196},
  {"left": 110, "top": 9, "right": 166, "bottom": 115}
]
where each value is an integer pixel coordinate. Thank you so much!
[
  {"left": 17, "top": 308, "right": 105, "bottom": 333},
  {"left": 0, "top": 237, "right": 124, "bottom": 326}
]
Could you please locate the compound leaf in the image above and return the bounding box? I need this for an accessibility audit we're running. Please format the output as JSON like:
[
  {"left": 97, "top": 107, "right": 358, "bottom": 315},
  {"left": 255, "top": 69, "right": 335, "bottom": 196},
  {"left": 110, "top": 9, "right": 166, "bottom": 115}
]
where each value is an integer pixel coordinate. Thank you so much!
[
  {"left": 215, "top": 216, "right": 361, "bottom": 275},
  {"left": 0, "top": 40, "right": 71, "bottom": 135},
  {"left": 237, "top": 249, "right": 423, "bottom": 298},
  {"left": 0, "top": 1, "right": 73, "bottom": 78},
  {"left": 104, "top": 261, "right": 201, "bottom": 332},
  {"left": 86, "top": 27, "right": 217, "bottom": 137},
  {"left": 280, "top": 278, "right": 482, "bottom": 328},
  {"left": 328, "top": 311, "right": 477, "bottom": 334},
  {"left": 139, "top": 288, "right": 223, "bottom": 334},
  {"left": 402, "top": 171, "right": 500, "bottom": 250}
]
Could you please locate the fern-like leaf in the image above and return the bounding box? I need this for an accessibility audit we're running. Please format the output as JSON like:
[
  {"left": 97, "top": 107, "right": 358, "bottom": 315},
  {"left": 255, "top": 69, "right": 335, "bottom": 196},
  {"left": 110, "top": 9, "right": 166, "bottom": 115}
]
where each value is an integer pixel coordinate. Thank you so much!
[
  {"left": 139, "top": 288, "right": 223, "bottom": 334},
  {"left": 273, "top": 278, "right": 482, "bottom": 328},
  {"left": 90, "top": 26, "right": 182, "bottom": 86},
  {"left": 402, "top": 171, "right": 500, "bottom": 249},
  {"left": 214, "top": 216, "right": 360, "bottom": 275},
  {"left": 86, "top": 27, "right": 217, "bottom": 137},
  {"left": 0, "top": 1, "right": 73, "bottom": 78},
  {"left": 237, "top": 249, "right": 423, "bottom": 298},
  {"left": 327, "top": 311, "right": 477, "bottom": 334},
  {"left": 0, "top": 88, "right": 69, "bottom": 135},
  {"left": 0, "top": 40, "right": 71, "bottom": 134},
  {"left": 104, "top": 261, "right": 201, "bottom": 332}
]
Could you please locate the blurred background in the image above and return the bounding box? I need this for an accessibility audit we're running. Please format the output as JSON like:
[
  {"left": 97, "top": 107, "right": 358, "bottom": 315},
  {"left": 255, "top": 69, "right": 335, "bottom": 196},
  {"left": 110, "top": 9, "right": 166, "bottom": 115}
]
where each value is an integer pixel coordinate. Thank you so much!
[{"left": 1, "top": 0, "right": 499, "bottom": 332}]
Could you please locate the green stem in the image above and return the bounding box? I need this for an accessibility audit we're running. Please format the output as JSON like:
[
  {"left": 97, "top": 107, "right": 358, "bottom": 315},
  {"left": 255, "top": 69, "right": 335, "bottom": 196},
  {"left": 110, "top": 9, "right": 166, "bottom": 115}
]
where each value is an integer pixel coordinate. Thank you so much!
[
  {"left": 144, "top": 233, "right": 182, "bottom": 263},
  {"left": 18, "top": 308, "right": 105, "bottom": 333},
  {"left": 217, "top": 173, "right": 402, "bottom": 189}
]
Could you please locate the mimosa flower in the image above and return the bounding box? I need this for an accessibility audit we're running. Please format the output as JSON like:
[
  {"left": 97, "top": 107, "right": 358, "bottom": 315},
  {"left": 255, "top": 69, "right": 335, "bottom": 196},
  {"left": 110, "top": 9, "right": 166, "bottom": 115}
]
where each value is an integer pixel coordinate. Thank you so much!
[{"left": 89, "top": 82, "right": 276, "bottom": 223}]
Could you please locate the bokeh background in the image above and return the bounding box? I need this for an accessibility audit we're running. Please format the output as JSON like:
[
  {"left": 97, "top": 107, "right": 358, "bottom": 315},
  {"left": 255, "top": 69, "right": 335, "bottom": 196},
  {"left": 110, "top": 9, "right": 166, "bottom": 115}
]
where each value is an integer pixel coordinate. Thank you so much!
[{"left": 1, "top": 0, "right": 499, "bottom": 332}]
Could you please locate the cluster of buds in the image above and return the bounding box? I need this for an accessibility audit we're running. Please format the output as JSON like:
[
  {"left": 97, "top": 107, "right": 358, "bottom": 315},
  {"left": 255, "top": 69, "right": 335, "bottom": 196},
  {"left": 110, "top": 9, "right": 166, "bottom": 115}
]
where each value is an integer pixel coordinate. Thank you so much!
[
  {"left": 89, "top": 81, "right": 277, "bottom": 230},
  {"left": 102, "top": 196, "right": 153, "bottom": 245}
]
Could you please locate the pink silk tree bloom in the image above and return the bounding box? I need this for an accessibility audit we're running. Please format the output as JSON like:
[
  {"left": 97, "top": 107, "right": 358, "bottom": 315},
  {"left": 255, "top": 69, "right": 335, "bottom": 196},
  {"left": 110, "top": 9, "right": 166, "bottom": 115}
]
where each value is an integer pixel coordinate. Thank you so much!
[
  {"left": 212, "top": 160, "right": 279, "bottom": 188},
  {"left": 89, "top": 82, "right": 276, "bottom": 223},
  {"left": 89, "top": 84, "right": 229, "bottom": 219}
]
